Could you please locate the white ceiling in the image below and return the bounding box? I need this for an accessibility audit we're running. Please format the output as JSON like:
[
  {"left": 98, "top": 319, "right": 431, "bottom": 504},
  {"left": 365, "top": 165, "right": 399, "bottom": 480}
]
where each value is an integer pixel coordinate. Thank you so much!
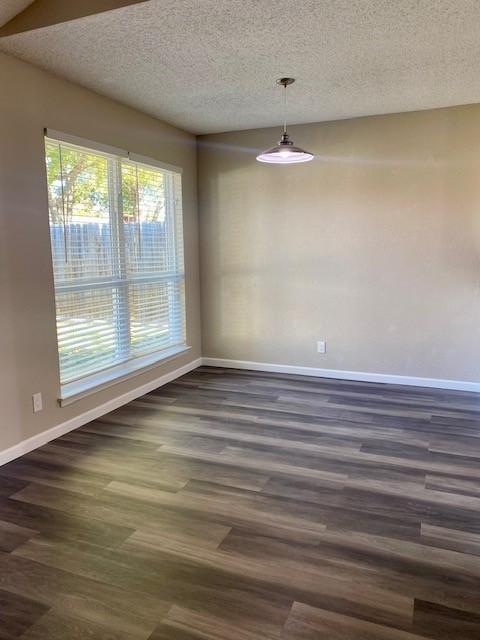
[
  {"left": 2, "top": 0, "right": 480, "bottom": 134},
  {"left": 0, "top": 0, "right": 33, "bottom": 27}
]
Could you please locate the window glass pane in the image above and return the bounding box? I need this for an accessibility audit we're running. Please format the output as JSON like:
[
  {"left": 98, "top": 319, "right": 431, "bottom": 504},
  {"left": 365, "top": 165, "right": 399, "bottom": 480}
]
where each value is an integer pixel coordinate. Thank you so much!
[
  {"left": 55, "top": 287, "right": 119, "bottom": 382},
  {"left": 46, "top": 141, "right": 114, "bottom": 283},
  {"left": 121, "top": 160, "right": 172, "bottom": 276},
  {"left": 129, "top": 280, "right": 185, "bottom": 357}
]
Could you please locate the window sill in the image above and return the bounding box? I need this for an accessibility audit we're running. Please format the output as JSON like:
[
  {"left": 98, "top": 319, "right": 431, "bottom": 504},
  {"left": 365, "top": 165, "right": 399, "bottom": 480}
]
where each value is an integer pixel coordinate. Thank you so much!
[{"left": 59, "top": 345, "right": 191, "bottom": 406}]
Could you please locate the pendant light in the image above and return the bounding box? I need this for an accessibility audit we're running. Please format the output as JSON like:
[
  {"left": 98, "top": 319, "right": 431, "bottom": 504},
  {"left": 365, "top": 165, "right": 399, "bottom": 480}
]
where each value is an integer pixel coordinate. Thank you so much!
[{"left": 256, "top": 78, "right": 314, "bottom": 164}]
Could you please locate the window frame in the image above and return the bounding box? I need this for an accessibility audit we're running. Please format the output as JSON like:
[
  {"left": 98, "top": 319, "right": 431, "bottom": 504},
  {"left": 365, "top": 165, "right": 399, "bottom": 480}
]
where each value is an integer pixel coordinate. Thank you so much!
[{"left": 44, "top": 130, "right": 189, "bottom": 403}]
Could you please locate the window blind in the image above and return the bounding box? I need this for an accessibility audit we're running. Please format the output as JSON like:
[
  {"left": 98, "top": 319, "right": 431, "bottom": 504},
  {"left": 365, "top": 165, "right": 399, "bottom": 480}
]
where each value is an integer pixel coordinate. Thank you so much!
[{"left": 45, "top": 136, "right": 186, "bottom": 389}]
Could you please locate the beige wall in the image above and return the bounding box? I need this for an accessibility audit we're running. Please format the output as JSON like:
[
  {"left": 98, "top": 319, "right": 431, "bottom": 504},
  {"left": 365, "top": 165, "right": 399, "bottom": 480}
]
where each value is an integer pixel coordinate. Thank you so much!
[
  {"left": 0, "top": 52, "right": 201, "bottom": 452},
  {"left": 2, "top": 52, "right": 480, "bottom": 458},
  {"left": 198, "top": 106, "right": 480, "bottom": 382}
]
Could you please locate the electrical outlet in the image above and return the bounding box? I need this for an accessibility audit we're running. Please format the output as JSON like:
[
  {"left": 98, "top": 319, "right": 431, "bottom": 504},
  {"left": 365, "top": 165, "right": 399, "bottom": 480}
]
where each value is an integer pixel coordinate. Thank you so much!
[
  {"left": 317, "top": 340, "right": 326, "bottom": 354},
  {"left": 32, "top": 392, "right": 43, "bottom": 413}
]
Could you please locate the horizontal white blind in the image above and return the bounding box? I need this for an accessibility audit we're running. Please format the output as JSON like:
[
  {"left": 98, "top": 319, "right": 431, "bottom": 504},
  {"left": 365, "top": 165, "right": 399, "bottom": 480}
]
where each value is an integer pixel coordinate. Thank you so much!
[{"left": 45, "top": 137, "right": 186, "bottom": 386}]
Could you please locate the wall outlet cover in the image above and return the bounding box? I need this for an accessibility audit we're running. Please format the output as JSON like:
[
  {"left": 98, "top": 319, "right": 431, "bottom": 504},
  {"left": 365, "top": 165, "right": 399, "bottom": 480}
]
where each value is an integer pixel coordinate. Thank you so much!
[{"left": 32, "top": 392, "right": 43, "bottom": 413}]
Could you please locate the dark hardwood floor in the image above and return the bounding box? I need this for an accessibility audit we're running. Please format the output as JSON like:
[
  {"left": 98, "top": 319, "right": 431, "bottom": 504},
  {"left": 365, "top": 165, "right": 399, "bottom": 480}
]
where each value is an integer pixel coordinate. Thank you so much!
[{"left": 1, "top": 366, "right": 480, "bottom": 639}]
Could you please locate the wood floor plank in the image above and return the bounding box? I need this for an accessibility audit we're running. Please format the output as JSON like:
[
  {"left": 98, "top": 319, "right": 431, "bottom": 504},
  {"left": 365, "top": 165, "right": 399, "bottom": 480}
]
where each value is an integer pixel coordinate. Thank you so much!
[
  {"left": 425, "top": 473, "right": 480, "bottom": 498},
  {"left": 420, "top": 523, "right": 480, "bottom": 556},
  {"left": 0, "top": 551, "right": 168, "bottom": 638},
  {"left": 156, "top": 444, "right": 348, "bottom": 483},
  {"left": 283, "top": 601, "right": 429, "bottom": 639},
  {"left": 218, "top": 526, "right": 480, "bottom": 616},
  {"left": 0, "top": 366, "right": 479, "bottom": 638},
  {"left": 412, "top": 599, "right": 480, "bottom": 640},
  {"left": 0, "top": 588, "right": 48, "bottom": 638},
  {"left": 120, "top": 533, "right": 414, "bottom": 628},
  {"left": 0, "top": 458, "right": 113, "bottom": 497},
  {"left": 20, "top": 609, "right": 145, "bottom": 640},
  {"left": 154, "top": 605, "right": 274, "bottom": 640},
  {"left": 0, "top": 476, "right": 28, "bottom": 498},
  {"left": 0, "top": 519, "right": 38, "bottom": 553}
]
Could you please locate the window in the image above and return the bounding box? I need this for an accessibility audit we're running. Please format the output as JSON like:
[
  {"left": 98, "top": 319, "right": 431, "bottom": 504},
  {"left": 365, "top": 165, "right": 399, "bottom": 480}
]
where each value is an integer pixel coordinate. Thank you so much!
[{"left": 45, "top": 133, "right": 186, "bottom": 398}]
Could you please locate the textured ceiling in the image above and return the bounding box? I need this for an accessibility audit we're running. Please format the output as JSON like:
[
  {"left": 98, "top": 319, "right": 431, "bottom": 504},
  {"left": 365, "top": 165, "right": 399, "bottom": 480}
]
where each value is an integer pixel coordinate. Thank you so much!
[
  {"left": 2, "top": 0, "right": 480, "bottom": 134},
  {"left": 0, "top": 0, "right": 34, "bottom": 27}
]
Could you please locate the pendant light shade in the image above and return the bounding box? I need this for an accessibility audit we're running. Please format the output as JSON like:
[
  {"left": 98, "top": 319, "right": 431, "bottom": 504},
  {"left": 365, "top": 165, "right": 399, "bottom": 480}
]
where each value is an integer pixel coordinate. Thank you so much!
[
  {"left": 256, "top": 78, "right": 313, "bottom": 165},
  {"left": 256, "top": 132, "right": 314, "bottom": 164}
]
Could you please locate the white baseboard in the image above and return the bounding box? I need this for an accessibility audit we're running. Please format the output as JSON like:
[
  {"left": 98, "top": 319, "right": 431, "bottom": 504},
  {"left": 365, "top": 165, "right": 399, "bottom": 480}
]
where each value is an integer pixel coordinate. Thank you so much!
[
  {"left": 2, "top": 354, "right": 477, "bottom": 467},
  {"left": 201, "top": 357, "right": 480, "bottom": 393},
  {"left": 0, "top": 358, "right": 202, "bottom": 467}
]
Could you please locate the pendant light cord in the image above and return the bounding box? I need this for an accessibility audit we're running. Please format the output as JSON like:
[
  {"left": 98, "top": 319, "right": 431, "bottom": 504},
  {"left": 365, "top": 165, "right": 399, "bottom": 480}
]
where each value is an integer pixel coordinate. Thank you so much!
[{"left": 283, "top": 83, "right": 287, "bottom": 134}]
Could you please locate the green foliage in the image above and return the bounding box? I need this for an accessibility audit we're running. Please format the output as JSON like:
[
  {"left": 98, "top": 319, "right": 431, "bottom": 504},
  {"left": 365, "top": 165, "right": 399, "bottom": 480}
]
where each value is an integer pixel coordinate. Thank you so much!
[
  {"left": 45, "top": 142, "right": 166, "bottom": 224},
  {"left": 121, "top": 161, "right": 166, "bottom": 223},
  {"left": 45, "top": 141, "right": 109, "bottom": 224}
]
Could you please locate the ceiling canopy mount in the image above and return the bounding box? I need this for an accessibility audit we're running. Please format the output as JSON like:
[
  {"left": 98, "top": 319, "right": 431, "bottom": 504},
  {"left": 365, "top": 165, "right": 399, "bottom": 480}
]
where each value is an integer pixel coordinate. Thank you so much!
[{"left": 276, "top": 77, "right": 295, "bottom": 87}]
